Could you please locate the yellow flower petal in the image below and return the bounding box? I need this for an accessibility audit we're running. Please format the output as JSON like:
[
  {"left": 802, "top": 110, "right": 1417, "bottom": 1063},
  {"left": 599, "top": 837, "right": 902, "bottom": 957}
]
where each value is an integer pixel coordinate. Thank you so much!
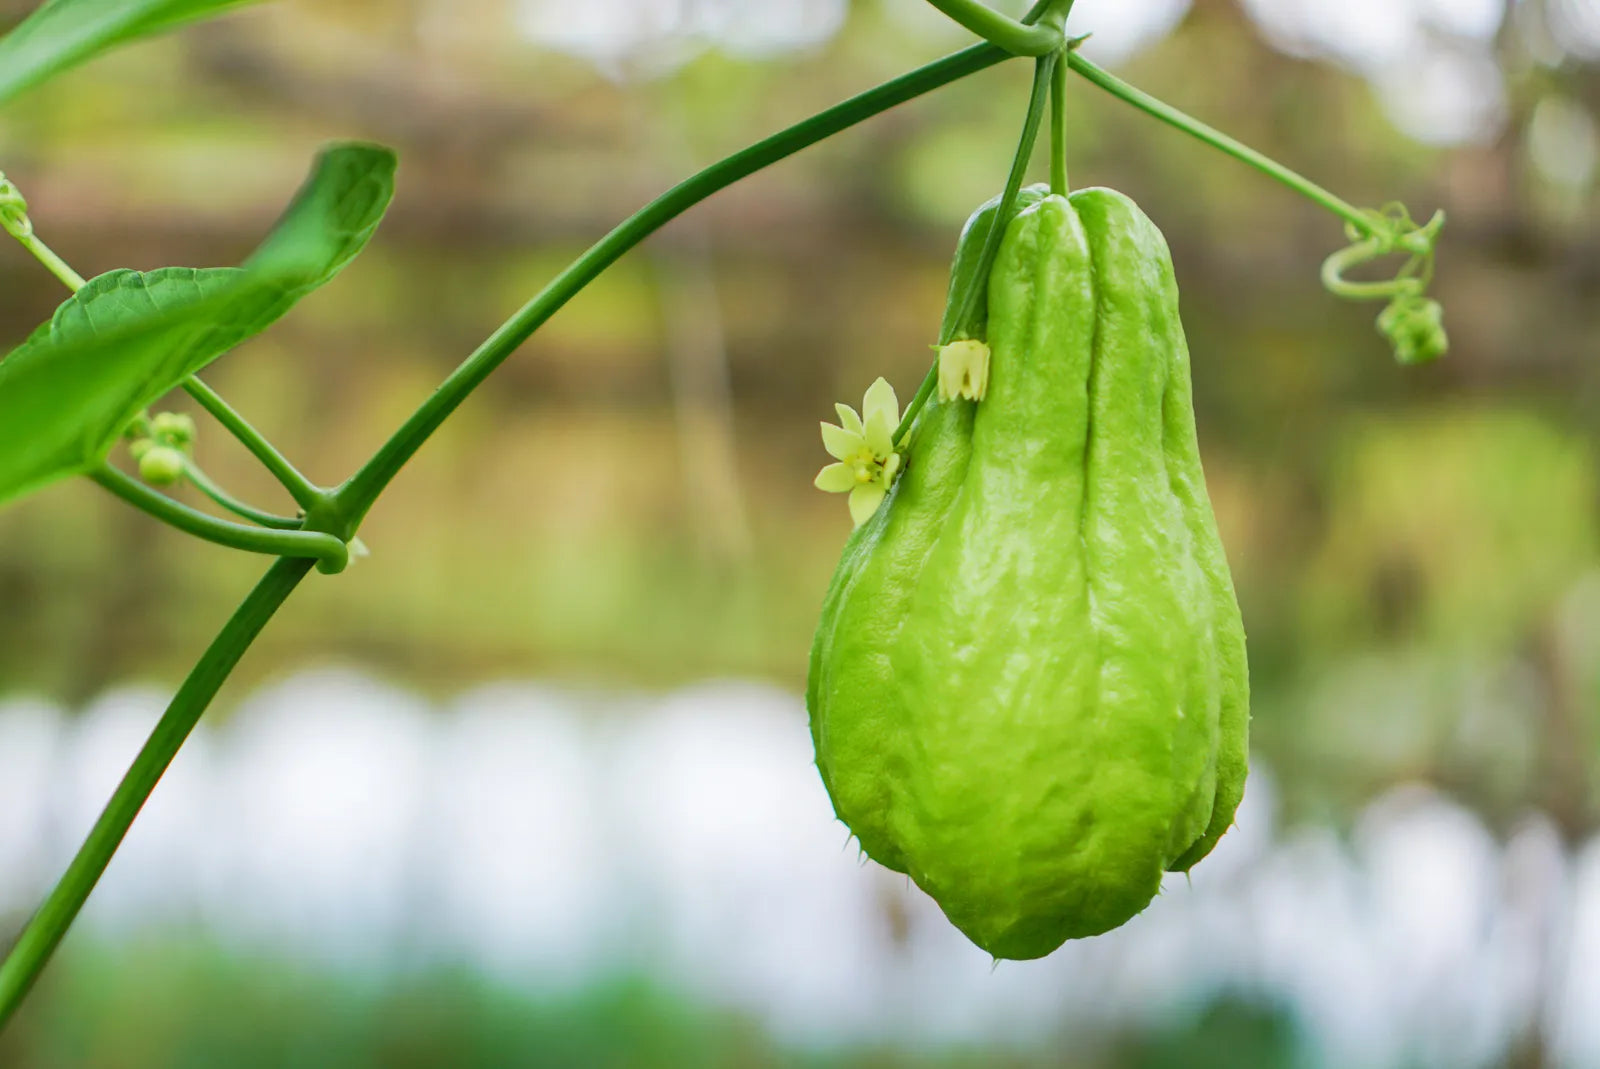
[
  {"left": 862, "top": 377, "right": 900, "bottom": 430},
  {"left": 821, "top": 422, "right": 866, "bottom": 461},
  {"left": 815, "top": 463, "right": 857, "bottom": 493},
  {"left": 863, "top": 408, "right": 895, "bottom": 460},
  {"left": 834, "top": 404, "right": 864, "bottom": 436},
  {"left": 849, "top": 482, "right": 887, "bottom": 526}
]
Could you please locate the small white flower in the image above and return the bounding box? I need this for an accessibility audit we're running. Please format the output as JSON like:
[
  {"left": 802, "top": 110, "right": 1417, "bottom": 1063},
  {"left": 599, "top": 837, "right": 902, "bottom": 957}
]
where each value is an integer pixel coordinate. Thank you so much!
[
  {"left": 938, "top": 339, "right": 990, "bottom": 402},
  {"left": 814, "top": 377, "right": 902, "bottom": 527}
]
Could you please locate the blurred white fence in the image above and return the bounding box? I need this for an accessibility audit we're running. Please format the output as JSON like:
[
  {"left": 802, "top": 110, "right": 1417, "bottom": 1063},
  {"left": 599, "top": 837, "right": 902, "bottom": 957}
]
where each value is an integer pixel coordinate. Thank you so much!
[{"left": 1, "top": 670, "right": 1597, "bottom": 1066}]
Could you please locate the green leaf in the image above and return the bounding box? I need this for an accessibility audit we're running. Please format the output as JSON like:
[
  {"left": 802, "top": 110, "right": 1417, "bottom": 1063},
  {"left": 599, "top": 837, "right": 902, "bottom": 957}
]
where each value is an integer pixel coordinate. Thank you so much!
[
  {"left": 0, "top": 0, "right": 270, "bottom": 106},
  {"left": 0, "top": 142, "right": 397, "bottom": 507}
]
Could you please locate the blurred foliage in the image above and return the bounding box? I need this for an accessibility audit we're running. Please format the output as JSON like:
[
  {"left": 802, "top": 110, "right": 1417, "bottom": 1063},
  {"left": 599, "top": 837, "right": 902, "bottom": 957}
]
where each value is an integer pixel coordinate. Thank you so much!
[
  {"left": 0, "top": 936, "right": 1306, "bottom": 1069},
  {"left": 1113, "top": 995, "right": 1308, "bottom": 1069},
  {"left": 1301, "top": 407, "right": 1596, "bottom": 657},
  {"left": 1259, "top": 407, "right": 1600, "bottom": 835}
]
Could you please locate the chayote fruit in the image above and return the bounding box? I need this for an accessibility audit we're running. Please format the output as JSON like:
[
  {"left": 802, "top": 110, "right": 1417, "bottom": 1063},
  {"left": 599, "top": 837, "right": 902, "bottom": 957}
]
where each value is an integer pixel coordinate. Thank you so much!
[{"left": 807, "top": 188, "right": 1250, "bottom": 960}]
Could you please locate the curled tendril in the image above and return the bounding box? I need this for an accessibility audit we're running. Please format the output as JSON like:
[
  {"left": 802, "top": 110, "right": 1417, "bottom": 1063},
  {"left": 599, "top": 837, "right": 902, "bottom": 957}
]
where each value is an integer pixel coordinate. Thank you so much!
[
  {"left": 1321, "top": 203, "right": 1448, "bottom": 365},
  {"left": 1378, "top": 295, "right": 1448, "bottom": 367}
]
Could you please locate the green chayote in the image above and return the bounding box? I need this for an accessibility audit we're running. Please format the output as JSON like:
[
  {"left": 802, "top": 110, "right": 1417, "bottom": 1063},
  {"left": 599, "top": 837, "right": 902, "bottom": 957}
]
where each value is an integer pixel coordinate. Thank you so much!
[{"left": 807, "top": 188, "right": 1249, "bottom": 960}]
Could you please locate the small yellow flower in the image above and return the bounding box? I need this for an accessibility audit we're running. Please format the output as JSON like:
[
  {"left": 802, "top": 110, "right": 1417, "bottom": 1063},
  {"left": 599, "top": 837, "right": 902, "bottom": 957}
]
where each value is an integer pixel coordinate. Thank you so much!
[
  {"left": 938, "top": 339, "right": 991, "bottom": 402},
  {"left": 815, "top": 377, "right": 902, "bottom": 527}
]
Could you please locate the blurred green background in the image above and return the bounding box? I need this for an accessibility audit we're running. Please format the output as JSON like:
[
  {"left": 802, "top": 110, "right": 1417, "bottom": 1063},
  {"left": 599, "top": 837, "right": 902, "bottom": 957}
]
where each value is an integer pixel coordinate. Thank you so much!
[{"left": 1, "top": 0, "right": 1598, "bottom": 1066}]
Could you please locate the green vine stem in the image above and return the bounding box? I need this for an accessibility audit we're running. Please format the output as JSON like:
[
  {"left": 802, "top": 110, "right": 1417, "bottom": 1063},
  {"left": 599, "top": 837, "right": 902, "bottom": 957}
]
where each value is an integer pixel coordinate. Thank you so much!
[
  {"left": 0, "top": 557, "right": 316, "bottom": 1026},
  {"left": 1050, "top": 44, "right": 1070, "bottom": 196},
  {"left": 182, "top": 459, "right": 304, "bottom": 530},
  {"left": 182, "top": 376, "right": 323, "bottom": 510},
  {"left": 922, "top": 0, "right": 1065, "bottom": 56},
  {"left": 334, "top": 39, "right": 1026, "bottom": 525},
  {"left": 1066, "top": 51, "right": 1446, "bottom": 363},
  {"left": 89, "top": 465, "right": 348, "bottom": 573},
  {"left": 0, "top": 172, "right": 86, "bottom": 291},
  {"left": 0, "top": 37, "right": 1033, "bottom": 1029},
  {"left": 947, "top": 51, "right": 1058, "bottom": 342},
  {"left": 894, "top": 50, "right": 1059, "bottom": 447},
  {"left": 1064, "top": 51, "right": 1372, "bottom": 235}
]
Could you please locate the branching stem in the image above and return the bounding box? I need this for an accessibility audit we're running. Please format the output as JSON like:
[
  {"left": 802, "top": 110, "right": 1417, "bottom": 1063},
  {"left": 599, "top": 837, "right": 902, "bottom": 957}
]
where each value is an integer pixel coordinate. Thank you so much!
[
  {"left": 89, "top": 465, "right": 347, "bottom": 572},
  {"left": 182, "top": 376, "right": 323, "bottom": 510},
  {"left": 1051, "top": 47, "right": 1069, "bottom": 196},
  {"left": 182, "top": 459, "right": 304, "bottom": 530},
  {"left": 921, "top": 0, "right": 1064, "bottom": 56}
]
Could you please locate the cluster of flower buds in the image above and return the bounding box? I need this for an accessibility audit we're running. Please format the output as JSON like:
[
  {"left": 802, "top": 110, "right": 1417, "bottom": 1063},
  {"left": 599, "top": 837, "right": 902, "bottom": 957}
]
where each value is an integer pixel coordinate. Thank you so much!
[{"left": 127, "top": 412, "right": 197, "bottom": 486}]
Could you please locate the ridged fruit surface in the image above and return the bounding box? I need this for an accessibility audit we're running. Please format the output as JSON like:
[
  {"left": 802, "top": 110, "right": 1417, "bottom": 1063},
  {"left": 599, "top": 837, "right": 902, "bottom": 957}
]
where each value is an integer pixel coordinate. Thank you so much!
[{"left": 807, "top": 189, "right": 1249, "bottom": 960}]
